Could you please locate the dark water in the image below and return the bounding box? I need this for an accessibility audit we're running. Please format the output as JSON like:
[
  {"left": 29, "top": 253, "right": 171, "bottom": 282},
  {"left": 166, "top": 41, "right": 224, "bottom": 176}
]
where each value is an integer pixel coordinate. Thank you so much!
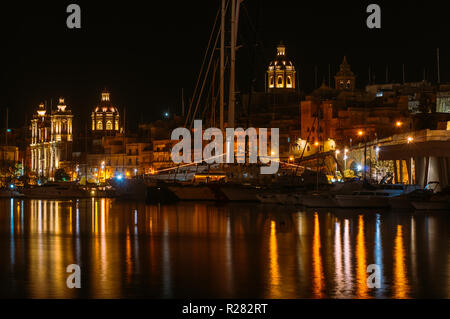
[{"left": 0, "top": 198, "right": 449, "bottom": 298}]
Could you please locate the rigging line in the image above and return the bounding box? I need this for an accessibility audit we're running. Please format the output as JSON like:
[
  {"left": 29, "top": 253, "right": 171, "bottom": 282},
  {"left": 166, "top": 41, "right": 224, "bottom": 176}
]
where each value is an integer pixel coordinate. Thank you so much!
[
  {"left": 201, "top": 58, "right": 220, "bottom": 124},
  {"left": 294, "top": 115, "right": 316, "bottom": 176},
  {"left": 299, "top": 116, "right": 317, "bottom": 161},
  {"left": 189, "top": 23, "right": 222, "bottom": 129},
  {"left": 184, "top": 4, "right": 221, "bottom": 128}
]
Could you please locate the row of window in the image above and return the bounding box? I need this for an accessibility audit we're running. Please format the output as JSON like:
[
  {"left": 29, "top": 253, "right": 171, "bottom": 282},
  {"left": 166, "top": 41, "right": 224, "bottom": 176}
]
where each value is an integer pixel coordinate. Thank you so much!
[
  {"left": 269, "top": 75, "right": 293, "bottom": 88},
  {"left": 92, "top": 120, "right": 119, "bottom": 131}
]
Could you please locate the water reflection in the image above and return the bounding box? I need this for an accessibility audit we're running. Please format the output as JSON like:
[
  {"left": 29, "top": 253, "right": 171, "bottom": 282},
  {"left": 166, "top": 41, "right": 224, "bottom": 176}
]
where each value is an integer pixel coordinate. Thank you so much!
[
  {"left": 356, "top": 215, "right": 369, "bottom": 298},
  {"left": 312, "top": 213, "right": 324, "bottom": 298},
  {"left": 393, "top": 225, "right": 409, "bottom": 299},
  {"left": 0, "top": 199, "right": 448, "bottom": 298}
]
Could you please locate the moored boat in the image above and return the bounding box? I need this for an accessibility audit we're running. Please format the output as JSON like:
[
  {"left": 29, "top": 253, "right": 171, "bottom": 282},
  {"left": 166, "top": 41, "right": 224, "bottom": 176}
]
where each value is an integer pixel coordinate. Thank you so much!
[
  {"left": 336, "top": 191, "right": 391, "bottom": 208},
  {"left": 219, "top": 184, "right": 260, "bottom": 202},
  {"left": 0, "top": 188, "right": 24, "bottom": 198},
  {"left": 167, "top": 184, "right": 219, "bottom": 201},
  {"left": 389, "top": 189, "right": 433, "bottom": 210},
  {"left": 411, "top": 195, "right": 450, "bottom": 211},
  {"left": 22, "top": 183, "right": 90, "bottom": 198},
  {"left": 302, "top": 193, "right": 337, "bottom": 208},
  {"left": 256, "top": 193, "right": 279, "bottom": 204}
]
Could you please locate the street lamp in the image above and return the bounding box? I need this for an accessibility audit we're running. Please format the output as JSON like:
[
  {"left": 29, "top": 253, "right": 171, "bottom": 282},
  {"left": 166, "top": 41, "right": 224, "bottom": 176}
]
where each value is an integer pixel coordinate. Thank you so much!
[
  {"left": 335, "top": 150, "right": 340, "bottom": 178},
  {"left": 101, "top": 161, "right": 105, "bottom": 182},
  {"left": 344, "top": 148, "right": 349, "bottom": 178},
  {"left": 406, "top": 137, "right": 414, "bottom": 184},
  {"left": 375, "top": 146, "right": 380, "bottom": 182},
  {"left": 357, "top": 130, "right": 368, "bottom": 181}
]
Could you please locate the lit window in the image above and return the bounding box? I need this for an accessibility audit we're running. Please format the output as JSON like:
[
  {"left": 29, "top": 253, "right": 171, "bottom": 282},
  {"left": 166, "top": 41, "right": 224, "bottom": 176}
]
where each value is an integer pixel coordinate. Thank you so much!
[
  {"left": 97, "top": 121, "right": 103, "bottom": 130},
  {"left": 277, "top": 76, "right": 283, "bottom": 88},
  {"left": 106, "top": 121, "right": 112, "bottom": 130},
  {"left": 115, "top": 120, "right": 119, "bottom": 131},
  {"left": 286, "top": 76, "right": 292, "bottom": 88}
]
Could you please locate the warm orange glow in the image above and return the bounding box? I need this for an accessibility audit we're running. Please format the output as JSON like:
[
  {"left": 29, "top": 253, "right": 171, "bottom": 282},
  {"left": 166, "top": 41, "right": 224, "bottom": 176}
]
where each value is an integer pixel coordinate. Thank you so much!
[
  {"left": 289, "top": 156, "right": 294, "bottom": 162},
  {"left": 334, "top": 221, "right": 344, "bottom": 296},
  {"left": 393, "top": 225, "right": 410, "bottom": 299},
  {"left": 314, "top": 141, "right": 319, "bottom": 146},
  {"left": 407, "top": 136, "right": 414, "bottom": 144},
  {"left": 357, "top": 130, "right": 364, "bottom": 136},
  {"left": 395, "top": 121, "right": 403, "bottom": 127},
  {"left": 312, "top": 212, "right": 324, "bottom": 298},
  {"left": 356, "top": 215, "right": 369, "bottom": 298},
  {"left": 269, "top": 220, "right": 281, "bottom": 298}
]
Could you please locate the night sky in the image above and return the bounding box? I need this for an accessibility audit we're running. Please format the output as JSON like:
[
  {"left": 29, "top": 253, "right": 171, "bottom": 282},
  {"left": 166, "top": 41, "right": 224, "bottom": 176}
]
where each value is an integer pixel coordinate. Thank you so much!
[{"left": 1, "top": 0, "right": 450, "bottom": 131}]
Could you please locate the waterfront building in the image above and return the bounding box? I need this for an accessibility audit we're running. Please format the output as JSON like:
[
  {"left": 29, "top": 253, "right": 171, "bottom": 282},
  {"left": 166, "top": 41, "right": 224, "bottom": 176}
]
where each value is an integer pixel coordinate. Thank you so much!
[
  {"left": 84, "top": 135, "right": 152, "bottom": 182},
  {"left": 299, "top": 58, "right": 414, "bottom": 157},
  {"left": 240, "top": 43, "right": 302, "bottom": 161},
  {"left": 30, "top": 98, "right": 73, "bottom": 179}
]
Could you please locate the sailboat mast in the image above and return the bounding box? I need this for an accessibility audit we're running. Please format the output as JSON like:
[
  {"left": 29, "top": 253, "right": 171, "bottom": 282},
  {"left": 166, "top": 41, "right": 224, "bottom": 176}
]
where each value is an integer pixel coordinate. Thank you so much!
[
  {"left": 228, "top": 0, "right": 236, "bottom": 128},
  {"left": 181, "top": 88, "right": 185, "bottom": 117},
  {"left": 437, "top": 48, "right": 441, "bottom": 84},
  {"left": 220, "top": 0, "right": 225, "bottom": 130}
]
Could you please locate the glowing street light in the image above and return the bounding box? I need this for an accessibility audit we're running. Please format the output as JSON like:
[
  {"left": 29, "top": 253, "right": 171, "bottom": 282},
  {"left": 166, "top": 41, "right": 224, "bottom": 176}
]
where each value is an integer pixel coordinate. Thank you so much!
[
  {"left": 356, "top": 130, "right": 368, "bottom": 181},
  {"left": 395, "top": 121, "right": 403, "bottom": 127},
  {"left": 407, "top": 136, "right": 414, "bottom": 144},
  {"left": 343, "top": 148, "right": 349, "bottom": 178},
  {"left": 335, "top": 150, "right": 340, "bottom": 177},
  {"left": 101, "top": 161, "right": 105, "bottom": 182}
]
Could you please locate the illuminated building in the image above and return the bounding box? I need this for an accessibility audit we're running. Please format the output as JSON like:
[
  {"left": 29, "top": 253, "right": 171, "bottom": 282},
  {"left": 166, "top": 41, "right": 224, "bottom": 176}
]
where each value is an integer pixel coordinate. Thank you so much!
[
  {"left": 91, "top": 89, "right": 121, "bottom": 136},
  {"left": 266, "top": 43, "right": 296, "bottom": 92},
  {"left": 335, "top": 56, "right": 356, "bottom": 90},
  {"left": 30, "top": 98, "right": 73, "bottom": 178}
]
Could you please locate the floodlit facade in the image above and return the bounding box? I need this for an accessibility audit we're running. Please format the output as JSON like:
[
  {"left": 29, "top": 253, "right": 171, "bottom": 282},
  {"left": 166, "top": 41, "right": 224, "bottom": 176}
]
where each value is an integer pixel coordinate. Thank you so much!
[{"left": 30, "top": 98, "right": 73, "bottom": 179}]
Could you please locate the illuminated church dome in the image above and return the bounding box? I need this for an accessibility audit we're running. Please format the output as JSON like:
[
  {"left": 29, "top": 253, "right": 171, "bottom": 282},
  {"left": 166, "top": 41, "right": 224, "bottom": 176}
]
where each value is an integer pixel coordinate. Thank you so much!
[
  {"left": 91, "top": 89, "right": 120, "bottom": 135},
  {"left": 267, "top": 43, "right": 296, "bottom": 92}
]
